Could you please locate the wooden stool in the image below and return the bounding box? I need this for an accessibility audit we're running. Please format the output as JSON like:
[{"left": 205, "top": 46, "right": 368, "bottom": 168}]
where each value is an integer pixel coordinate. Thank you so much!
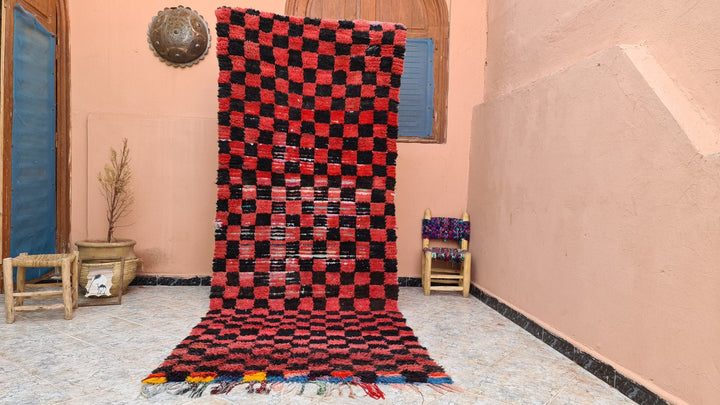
[{"left": 3, "top": 252, "right": 79, "bottom": 323}]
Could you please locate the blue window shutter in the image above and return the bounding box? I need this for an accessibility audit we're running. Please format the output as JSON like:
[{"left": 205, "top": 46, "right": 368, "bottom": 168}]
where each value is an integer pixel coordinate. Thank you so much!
[
  {"left": 10, "top": 5, "right": 57, "bottom": 280},
  {"left": 398, "top": 38, "right": 434, "bottom": 138}
]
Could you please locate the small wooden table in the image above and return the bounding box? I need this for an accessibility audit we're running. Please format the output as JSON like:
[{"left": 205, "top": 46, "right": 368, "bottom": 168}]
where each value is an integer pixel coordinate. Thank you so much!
[{"left": 3, "top": 252, "right": 79, "bottom": 323}]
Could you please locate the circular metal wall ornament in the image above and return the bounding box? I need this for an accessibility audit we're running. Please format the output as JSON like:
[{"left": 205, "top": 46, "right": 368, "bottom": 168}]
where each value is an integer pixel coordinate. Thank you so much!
[{"left": 148, "top": 6, "right": 210, "bottom": 67}]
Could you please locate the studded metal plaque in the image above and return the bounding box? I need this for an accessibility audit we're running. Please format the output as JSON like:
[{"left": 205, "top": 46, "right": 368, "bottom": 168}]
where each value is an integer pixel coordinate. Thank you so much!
[{"left": 148, "top": 6, "right": 210, "bottom": 67}]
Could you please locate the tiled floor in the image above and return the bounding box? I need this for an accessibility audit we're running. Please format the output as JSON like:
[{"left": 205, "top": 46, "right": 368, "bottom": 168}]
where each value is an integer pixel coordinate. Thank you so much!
[{"left": 0, "top": 286, "right": 634, "bottom": 404}]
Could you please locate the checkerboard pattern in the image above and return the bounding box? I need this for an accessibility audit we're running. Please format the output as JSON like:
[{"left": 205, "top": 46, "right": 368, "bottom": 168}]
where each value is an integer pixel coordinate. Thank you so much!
[
  {"left": 151, "top": 310, "right": 449, "bottom": 385},
  {"left": 143, "top": 8, "right": 452, "bottom": 393},
  {"left": 211, "top": 7, "right": 404, "bottom": 313}
]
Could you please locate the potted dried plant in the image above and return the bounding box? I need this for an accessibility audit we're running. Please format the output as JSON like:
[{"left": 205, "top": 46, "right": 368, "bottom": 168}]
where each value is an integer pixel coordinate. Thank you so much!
[{"left": 75, "top": 138, "right": 139, "bottom": 295}]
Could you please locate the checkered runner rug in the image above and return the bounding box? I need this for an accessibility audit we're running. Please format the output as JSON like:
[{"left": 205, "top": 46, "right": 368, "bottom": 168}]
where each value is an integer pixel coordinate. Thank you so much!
[{"left": 141, "top": 7, "right": 452, "bottom": 399}]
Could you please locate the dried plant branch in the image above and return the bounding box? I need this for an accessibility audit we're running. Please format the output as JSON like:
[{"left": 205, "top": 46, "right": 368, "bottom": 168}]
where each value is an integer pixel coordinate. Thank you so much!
[{"left": 98, "top": 138, "right": 134, "bottom": 242}]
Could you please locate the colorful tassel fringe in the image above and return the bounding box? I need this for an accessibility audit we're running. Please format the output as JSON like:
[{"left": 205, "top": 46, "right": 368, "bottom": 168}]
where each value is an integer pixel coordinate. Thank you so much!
[{"left": 141, "top": 370, "right": 458, "bottom": 400}]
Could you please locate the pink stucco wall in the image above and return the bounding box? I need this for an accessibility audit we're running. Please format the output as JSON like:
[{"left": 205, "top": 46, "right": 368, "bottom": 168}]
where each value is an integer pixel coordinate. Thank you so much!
[
  {"left": 471, "top": 2, "right": 720, "bottom": 404},
  {"left": 68, "top": 0, "right": 484, "bottom": 277},
  {"left": 485, "top": 0, "right": 720, "bottom": 127}
]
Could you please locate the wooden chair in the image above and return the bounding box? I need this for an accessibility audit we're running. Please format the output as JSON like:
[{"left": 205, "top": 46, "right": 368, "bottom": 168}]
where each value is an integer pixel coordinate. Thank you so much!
[
  {"left": 421, "top": 209, "right": 471, "bottom": 297},
  {"left": 3, "top": 252, "right": 79, "bottom": 323}
]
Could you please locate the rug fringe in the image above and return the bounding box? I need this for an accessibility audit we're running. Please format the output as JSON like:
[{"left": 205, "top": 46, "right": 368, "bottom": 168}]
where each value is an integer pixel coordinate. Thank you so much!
[
  {"left": 141, "top": 379, "right": 456, "bottom": 400},
  {"left": 427, "top": 383, "right": 462, "bottom": 395},
  {"left": 139, "top": 383, "right": 166, "bottom": 398},
  {"left": 210, "top": 381, "right": 238, "bottom": 395},
  {"left": 310, "top": 381, "right": 327, "bottom": 396},
  {"left": 394, "top": 383, "right": 424, "bottom": 403},
  {"left": 165, "top": 382, "right": 193, "bottom": 396},
  {"left": 189, "top": 382, "right": 211, "bottom": 398},
  {"left": 345, "top": 382, "right": 357, "bottom": 398},
  {"left": 358, "top": 382, "right": 385, "bottom": 400},
  {"left": 441, "top": 382, "right": 464, "bottom": 393}
]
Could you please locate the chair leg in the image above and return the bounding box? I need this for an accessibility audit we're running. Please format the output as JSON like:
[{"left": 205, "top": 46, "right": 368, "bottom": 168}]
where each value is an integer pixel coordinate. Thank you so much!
[
  {"left": 462, "top": 253, "right": 471, "bottom": 297},
  {"left": 72, "top": 253, "right": 79, "bottom": 309},
  {"left": 15, "top": 266, "right": 26, "bottom": 306},
  {"left": 61, "top": 258, "right": 74, "bottom": 320},
  {"left": 3, "top": 258, "right": 15, "bottom": 324},
  {"left": 422, "top": 251, "right": 432, "bottom": 296},
  {"left": 421, "top": 252, "right": 425, "bottom": 290}
]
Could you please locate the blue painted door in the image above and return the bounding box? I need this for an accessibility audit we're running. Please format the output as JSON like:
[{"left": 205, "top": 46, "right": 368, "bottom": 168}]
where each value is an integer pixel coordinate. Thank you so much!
[{"left": 10, "top": 5, "right": 57, "bottom": 280}]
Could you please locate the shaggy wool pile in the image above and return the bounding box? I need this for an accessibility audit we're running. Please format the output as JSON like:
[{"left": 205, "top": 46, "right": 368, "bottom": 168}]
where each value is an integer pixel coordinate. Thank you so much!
[{"left": 142, "top": 7, "right": 452, "bottom": 399}]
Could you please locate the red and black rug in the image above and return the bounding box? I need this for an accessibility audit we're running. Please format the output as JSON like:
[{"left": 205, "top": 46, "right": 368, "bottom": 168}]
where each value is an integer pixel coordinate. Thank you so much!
[{"left": 142, "top": 7, "right": 452, "bottom": 399}]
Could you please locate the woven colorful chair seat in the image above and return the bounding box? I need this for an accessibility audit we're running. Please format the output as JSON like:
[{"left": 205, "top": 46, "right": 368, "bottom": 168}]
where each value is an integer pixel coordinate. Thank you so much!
[
  {"left": 422, "top": 247, "right": 468, "bottom": 264},
  {"left": 422, "top": 217, "right": 470, "bottom": 242}
]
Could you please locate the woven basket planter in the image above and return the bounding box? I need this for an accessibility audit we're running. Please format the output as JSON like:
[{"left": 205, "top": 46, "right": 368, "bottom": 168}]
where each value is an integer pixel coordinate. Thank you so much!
[
  {"left": 75, "top": 239, "right": 138, "bottom": 297},
  {"left": 80, "top": 258, "right": 140, "bottom": 297},
  {"left": 75, "top": 239, "right": 136, "bottom": 261}
]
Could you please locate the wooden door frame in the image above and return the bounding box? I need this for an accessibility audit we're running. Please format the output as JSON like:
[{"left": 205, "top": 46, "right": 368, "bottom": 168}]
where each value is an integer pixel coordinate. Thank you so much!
[
  {"left": 55, "top": 0, "right": 70, "bottom": 254},
  {"left": 0, "top": 0, "right": 71, "bottom": 258}
]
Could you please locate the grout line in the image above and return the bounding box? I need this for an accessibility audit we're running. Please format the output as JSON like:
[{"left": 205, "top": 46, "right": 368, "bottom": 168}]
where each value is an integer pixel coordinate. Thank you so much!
[{"left": 544, "top": 379, "right": 571, "bottom": 405}]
